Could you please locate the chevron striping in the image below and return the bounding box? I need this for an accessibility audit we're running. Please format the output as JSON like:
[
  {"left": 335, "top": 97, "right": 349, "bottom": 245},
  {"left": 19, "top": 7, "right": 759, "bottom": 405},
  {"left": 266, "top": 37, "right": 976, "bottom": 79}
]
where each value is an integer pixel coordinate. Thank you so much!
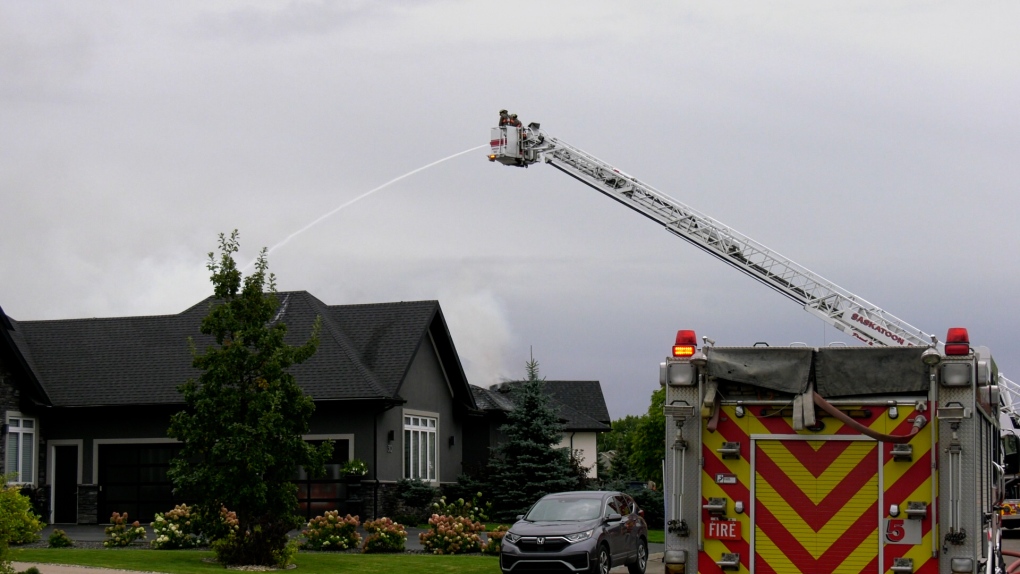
[
  {"left": 755, "top": 496, "right": 879, "bottom": 573},
  {"left": 699, "top": 405, "right": 935, "bottom": 573},
  {"left": 754, "top": 446, "right": 876, "bottom": 530}
]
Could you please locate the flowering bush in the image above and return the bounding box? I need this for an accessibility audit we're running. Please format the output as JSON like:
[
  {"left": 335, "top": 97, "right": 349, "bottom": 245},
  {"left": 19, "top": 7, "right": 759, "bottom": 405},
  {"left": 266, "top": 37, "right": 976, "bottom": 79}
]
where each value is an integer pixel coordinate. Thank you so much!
[
  {"left": 301, "top": 511, "right": 362, "bottom": 551},
  {"left": 432, "top": 492, "right": 490, "bottom": 523},
  {"left": 481, "top": 525, "right": 509, "bottom": 555},
  {"left": 341, "top": 459, "right": 368, "bottom": 477},
  {"left": 151, "top": 504, "right": 204, "bottom": 549},
  {"left": 362, "top": 517, "right": 406, "bottom": 553},
  {"left": 419, "top": 513, "right": 485, "bottom": 554},
  {"left": 103, "top": 512, "right": 147, "bottom": 547},
  {"left": 47, "top": 529, "right": 74, "bottom": 548}
]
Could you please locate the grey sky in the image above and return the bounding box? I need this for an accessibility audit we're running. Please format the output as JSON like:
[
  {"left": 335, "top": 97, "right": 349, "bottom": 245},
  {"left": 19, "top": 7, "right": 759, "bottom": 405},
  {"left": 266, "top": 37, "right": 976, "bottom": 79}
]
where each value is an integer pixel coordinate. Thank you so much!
[{"left": 2, "top": 1, "right": 1017, "bottom": 419}]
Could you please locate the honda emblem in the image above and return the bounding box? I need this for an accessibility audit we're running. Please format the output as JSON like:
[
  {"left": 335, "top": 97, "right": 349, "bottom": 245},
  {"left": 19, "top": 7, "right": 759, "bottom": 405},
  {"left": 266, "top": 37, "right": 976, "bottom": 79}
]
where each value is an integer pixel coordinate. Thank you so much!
[{"left": 537, "top": 537, "right": 545, "bottom": 545}]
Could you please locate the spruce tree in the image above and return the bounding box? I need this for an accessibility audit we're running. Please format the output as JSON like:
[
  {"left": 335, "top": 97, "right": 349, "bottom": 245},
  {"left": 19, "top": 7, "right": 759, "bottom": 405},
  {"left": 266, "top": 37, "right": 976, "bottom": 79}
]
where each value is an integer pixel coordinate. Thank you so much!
[
  {"left": 168, "top": 231, "right": 331, "bottom": 566},
  {"left": 488, "top": 359, "right": 576, "bottom": 521}
]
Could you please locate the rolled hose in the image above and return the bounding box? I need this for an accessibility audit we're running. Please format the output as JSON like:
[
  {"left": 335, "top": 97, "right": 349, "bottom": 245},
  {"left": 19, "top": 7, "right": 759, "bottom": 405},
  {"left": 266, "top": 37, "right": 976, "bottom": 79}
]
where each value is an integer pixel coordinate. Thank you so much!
[
  {"left": 812, "top": 392, "right": 925, "bottom": 444},
  {"left": 1003, "top": 549, "right": 1020, "bottom": 573}
]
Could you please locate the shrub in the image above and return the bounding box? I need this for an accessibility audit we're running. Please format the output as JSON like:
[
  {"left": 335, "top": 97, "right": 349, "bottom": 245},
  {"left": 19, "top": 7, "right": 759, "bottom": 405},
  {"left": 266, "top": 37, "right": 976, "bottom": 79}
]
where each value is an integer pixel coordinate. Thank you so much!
[
  {"left": 362, "top": 517, "right": 406, "bottom": 553},
  {"left": 419, "top": 514, "right": 484, "bottom": 555},
  {"left": 18, "top": 568, "right": 40, "bottom": 574},
  {"left": 47, "top": 529, "right": 74, "bottom": 548},
  {"left": 629, "top": 487, "right": 665, "bottom": 530},
  {"left": 0, "top": 483, "right": 43, "bottom": 546},
  {"left": 103, "top": 512, "right": 147, "bottom": 547},
  {"left": 301, "top": 511, "right": 362, "bottom": 551},
  {"left": 151, "top": 504, "right": 205, "bottom": 549},
  {"left": 394, "top": 478, "right": 438, "bottom": 523},
  {"left": 481, "top": 525, "right": 508, "bottom": 555},
  {"left": 432, "top": 493, "right": 491, "bottom": 523}
]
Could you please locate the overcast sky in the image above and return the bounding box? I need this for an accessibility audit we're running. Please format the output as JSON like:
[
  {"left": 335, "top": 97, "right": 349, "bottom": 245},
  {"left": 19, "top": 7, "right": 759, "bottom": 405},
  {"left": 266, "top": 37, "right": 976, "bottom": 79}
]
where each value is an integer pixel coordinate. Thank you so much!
[{"left": 2, "top": 1, "right": 1018, "bottom": 419}]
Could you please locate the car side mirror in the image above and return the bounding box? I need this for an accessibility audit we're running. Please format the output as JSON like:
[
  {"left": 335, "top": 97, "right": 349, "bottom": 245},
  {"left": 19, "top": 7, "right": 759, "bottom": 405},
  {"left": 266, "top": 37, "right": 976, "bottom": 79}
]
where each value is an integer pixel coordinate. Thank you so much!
[{"left": 605, "top": 513, "right": 623, "bottom": 522}]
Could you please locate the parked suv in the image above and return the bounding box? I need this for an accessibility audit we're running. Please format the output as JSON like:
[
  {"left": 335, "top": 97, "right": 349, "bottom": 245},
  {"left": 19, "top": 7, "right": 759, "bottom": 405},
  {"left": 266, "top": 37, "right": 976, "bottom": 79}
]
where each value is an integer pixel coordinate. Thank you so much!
[{"left": 500, "top": 490, "right": 648, "bottom": 574}]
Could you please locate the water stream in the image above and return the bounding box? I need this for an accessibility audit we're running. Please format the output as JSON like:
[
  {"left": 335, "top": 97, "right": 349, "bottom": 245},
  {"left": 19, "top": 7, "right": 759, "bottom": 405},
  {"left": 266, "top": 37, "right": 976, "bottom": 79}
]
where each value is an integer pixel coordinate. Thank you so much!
[{"left": 244, "top": 143, "right": 487, "bottom": 269}]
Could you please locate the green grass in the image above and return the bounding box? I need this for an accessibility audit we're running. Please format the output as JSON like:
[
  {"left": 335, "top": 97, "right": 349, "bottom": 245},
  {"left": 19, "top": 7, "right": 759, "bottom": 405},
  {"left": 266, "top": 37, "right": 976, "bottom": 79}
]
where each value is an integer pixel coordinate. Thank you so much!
[
  {"left": 647, "top": 529, "right": 664, "bottom": 544},
  {"left": 12, "top": 549, "right": 499, "bottom": 574}
]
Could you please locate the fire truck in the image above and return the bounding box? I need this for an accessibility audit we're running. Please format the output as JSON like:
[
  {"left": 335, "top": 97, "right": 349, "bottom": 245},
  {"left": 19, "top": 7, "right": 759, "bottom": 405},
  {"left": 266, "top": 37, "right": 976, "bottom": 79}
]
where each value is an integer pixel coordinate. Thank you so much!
[{"left": 488, "top": 121, "right": 1017, "bottom": 573}]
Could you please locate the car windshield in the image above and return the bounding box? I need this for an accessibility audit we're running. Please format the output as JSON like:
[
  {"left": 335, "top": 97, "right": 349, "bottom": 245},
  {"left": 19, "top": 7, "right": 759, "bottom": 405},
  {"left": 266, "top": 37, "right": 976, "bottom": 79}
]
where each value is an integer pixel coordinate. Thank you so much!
[{"left": 525, "top": 497, "right": 602, "bottom": 521}]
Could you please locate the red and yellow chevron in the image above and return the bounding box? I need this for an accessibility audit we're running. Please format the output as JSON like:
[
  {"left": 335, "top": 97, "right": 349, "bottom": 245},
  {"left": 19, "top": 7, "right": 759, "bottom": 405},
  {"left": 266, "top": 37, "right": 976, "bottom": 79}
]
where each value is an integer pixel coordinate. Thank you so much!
[{"left": 698, "top": 403, "right": 936, "bottom": 574}]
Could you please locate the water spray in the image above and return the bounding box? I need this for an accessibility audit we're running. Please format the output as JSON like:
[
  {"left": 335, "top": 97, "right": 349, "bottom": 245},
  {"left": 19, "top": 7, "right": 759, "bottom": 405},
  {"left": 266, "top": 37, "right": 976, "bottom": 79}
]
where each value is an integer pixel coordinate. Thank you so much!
[{"left": 243, "top": 143, "right": 487, "bottom": 269}]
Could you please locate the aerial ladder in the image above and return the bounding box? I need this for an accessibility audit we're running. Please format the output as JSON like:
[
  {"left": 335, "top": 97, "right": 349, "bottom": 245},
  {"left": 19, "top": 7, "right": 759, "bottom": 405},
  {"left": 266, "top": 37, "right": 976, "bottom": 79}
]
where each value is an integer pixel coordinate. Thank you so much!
[{"left": 488, "top": 121, "right": 1018, "bottom": 400}]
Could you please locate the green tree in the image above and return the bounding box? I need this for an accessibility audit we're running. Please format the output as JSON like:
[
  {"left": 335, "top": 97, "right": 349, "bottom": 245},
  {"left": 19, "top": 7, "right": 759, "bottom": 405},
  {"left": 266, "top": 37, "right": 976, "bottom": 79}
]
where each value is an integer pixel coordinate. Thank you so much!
[
  {"left": 627, "top": 387, "right": 666, "bottom": 486},
  {"left": 596, "top": 414, "right": 641, "bottom": 480},
  {"left": 487, "top": 359, "right": 576, "bottom": 521},
  {"left": 167, "top": 231, "right": 331, "bottom": 567}
]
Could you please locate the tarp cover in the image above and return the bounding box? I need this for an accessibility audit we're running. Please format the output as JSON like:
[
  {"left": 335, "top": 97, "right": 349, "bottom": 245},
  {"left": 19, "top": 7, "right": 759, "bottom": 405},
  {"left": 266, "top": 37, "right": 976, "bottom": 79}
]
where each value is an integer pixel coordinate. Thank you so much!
[
  {"left": 706, "top": 347, "right": 814, "bottom": 395},
  {"left": 814, "top": 347, "right": 928, "bottom": 397}
]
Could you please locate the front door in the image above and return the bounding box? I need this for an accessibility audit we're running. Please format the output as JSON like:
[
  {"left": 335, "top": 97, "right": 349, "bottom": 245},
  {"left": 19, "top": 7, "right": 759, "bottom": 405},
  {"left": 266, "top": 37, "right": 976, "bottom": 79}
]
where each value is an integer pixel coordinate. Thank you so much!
[
  {"left": 53, "top": 445, "right": 78, "bottom": 524},
  {"left": 752, "top": 438, "right": 879, "bottom": 573}
]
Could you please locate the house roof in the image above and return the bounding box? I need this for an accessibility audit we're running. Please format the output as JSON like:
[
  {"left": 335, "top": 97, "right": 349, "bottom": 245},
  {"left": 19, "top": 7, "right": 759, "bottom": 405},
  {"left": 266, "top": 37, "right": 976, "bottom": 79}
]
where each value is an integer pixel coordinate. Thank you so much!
[
  {"left": 472, "top": 380, "right": 612, "bottom": 432},
  {"left": 0, "top": 292, "right": 476, "bottom": 409}
]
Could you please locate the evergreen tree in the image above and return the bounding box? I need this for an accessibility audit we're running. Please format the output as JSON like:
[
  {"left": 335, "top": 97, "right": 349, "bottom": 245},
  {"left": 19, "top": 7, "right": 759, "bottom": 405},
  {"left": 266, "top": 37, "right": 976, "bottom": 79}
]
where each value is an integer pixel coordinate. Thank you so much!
[
  {"left": 168, "top": 231, "right": 331, "bottom": 566},
  {"left": 487, "top": 359, "right": 576, "bottom": 521}
]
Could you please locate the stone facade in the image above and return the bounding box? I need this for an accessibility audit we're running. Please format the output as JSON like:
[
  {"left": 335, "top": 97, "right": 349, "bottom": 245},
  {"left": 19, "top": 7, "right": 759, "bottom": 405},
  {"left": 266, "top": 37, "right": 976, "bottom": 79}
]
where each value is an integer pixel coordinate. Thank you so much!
[
  {"left": 0, "top": 356, "right": 21, "bottom": 476},
  {"left": 78, "top": 485, "right": 99, "bottom": 524}
]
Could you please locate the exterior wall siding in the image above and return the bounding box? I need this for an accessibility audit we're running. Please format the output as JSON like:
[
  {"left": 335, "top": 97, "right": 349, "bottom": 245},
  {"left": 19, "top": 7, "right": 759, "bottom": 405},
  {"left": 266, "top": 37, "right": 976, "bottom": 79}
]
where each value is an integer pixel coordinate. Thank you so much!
[
  {"left": 394, "top": 332, "right": 464, "bottom": 484},
  {"left": 556, "top": 431, "right": 598, "bottom": 478}
]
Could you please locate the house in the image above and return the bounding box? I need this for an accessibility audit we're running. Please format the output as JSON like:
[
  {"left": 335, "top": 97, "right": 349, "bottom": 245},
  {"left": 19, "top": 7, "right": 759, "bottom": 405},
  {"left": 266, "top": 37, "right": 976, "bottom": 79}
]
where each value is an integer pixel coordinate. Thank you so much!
[
  {"left": 467, "top": 380, "right": 612, "bottom": 478},
  {"left": 0, "top": 292, "right": 483, "bottom": 524}
]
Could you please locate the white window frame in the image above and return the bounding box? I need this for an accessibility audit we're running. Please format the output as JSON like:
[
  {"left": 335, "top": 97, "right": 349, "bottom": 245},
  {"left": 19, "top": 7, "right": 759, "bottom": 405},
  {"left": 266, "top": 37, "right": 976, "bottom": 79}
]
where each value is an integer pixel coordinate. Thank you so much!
[
  {"left": 5, "top": 412, "right": 38, "bottom": 485},
  {"left": 403, "top": 409, "right": 439, "bottom": 484}
]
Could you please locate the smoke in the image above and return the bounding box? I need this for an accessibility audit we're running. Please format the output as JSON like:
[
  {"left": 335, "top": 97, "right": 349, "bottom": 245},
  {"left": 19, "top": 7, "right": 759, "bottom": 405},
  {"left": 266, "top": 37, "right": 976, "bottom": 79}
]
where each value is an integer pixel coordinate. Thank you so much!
[{"left": 438, "top": 280, "right": 516, "bottom": 388}]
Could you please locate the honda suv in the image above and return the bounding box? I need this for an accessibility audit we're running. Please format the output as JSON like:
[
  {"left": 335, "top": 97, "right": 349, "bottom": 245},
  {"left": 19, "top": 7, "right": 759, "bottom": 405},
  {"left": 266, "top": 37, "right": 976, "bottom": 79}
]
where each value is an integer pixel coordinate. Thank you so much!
[{"left": 499, "top": 490, "right": 648, "bottom": 574}]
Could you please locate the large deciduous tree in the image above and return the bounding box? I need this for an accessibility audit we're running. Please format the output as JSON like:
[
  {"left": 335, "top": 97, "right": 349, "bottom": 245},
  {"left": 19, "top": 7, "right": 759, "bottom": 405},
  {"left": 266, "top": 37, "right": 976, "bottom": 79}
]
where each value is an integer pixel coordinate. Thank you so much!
[
  {"left": 168, "top": 231, "right": 331, "bottom": 567},
  {"left": 487, "top": 359, "right": 576, "bottom": 521}
]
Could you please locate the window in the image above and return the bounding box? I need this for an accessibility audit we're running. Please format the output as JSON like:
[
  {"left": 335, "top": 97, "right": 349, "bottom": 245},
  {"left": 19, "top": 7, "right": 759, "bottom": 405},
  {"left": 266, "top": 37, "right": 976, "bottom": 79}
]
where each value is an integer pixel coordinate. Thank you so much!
[
  {"left": 6, "top": 414, "right": 36, "bottom": 484},
  {"left": 404, "top": 414, "right": 437, "bottom": 481}
]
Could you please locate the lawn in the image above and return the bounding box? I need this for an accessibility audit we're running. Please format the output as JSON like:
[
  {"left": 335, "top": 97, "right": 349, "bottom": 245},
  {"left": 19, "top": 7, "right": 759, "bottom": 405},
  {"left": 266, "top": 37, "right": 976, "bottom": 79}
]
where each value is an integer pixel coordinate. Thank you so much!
[
  {"left": 647, "top": 529, "right": 664, "bottom": 544},
  {"left": 12, "top": 549, "right": 500, "bottom": 574}
]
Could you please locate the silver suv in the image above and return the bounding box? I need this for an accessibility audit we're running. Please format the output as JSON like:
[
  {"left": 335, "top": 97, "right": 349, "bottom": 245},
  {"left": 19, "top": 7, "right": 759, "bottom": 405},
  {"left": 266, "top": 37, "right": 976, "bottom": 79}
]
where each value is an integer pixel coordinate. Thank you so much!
[{"left": 500, "top": 491, "right": 648, "bottom": 574}]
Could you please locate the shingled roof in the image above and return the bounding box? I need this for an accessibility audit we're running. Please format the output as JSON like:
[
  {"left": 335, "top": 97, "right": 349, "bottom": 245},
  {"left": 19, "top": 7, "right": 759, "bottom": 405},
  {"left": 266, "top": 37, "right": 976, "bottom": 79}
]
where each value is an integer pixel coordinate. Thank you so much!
[
  {"left": 472, "top": 380, "right": 612, "bottom": 432},
  {"left": 1, "top": 292, "right": 475, "bottom": 409}
]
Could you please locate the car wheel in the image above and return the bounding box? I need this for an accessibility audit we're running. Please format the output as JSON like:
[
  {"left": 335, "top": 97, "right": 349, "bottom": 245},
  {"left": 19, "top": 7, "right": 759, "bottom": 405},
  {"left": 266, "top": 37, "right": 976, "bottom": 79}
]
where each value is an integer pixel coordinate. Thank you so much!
[
  {"left": 628, "top": 538, "right": 648, "bottom": 574},
  {"left": 592, "top": 544, "right": 611, "bottom": 574}
]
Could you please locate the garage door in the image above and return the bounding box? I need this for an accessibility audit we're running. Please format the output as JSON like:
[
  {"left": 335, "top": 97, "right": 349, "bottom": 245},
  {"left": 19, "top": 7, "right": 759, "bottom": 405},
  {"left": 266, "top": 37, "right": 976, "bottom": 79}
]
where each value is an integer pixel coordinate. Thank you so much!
[
  {"left": 98, "top": 443, "right": 183, "bottom": 523},
  {"left": 753, "top": 438, "right": 879, "bottom": 573}
]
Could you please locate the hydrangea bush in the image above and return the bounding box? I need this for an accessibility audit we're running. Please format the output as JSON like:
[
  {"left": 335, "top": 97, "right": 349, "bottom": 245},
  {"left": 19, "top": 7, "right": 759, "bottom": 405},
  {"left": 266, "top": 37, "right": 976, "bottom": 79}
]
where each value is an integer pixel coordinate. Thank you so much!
[
  {"left": 432, "top": 492, "right": 491, "bottom": 523},
  {"left": 150, "top": 504, "right": 204, "bottom": 549},
  {"left": 301, "top": 511, "right": 362, "bottom": 551},
  {"left": 481, "top": 525, "right": 509, "bottom": 555},
  {"left": 47, "top": 529, "right": 74, "bottom": 549},
  {"left": 362, "top": 517, "right": 406, "bottom": 553},
  {"left": 419, "top": 513, "right": 485, "bottom": 554},
  {"left": 103, "top": 512, "right": 147, "bottom": 547}
]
